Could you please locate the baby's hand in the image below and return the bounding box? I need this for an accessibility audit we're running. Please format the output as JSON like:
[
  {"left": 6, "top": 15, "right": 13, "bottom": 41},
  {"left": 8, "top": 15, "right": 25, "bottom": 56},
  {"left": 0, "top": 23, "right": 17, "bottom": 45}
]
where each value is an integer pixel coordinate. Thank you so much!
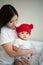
[{"left": 21, "top": 56, "right": 29, "bottom": 64}]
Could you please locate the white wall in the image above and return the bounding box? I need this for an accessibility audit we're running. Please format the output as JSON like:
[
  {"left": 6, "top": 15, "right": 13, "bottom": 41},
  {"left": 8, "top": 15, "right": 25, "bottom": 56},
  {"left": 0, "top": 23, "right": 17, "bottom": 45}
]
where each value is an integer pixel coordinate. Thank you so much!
[{"left": 0, "top": 0, "right": 43, "bottom": 41}]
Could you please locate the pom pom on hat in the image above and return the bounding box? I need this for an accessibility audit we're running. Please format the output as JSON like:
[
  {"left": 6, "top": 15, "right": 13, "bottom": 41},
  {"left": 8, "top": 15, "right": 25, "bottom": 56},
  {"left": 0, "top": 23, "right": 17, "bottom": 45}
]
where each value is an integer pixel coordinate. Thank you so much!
[
  {"left": 29, "top": 24, "right": 34, "bottom": 29},
  {"left": 16, "top": 23, "right": 34, "bottom": 35}
]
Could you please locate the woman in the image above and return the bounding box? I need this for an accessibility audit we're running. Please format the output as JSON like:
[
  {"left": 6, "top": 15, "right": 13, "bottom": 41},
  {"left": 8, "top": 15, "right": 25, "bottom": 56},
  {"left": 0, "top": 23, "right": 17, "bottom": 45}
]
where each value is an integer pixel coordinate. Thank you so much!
[{"left": 0, "top": 4, "right": 35, "bottom": 65}]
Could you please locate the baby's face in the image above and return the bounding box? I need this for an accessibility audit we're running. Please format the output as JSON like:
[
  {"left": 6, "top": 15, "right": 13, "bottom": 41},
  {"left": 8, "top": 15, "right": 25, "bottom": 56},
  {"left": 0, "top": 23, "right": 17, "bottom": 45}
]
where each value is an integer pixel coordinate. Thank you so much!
[{"left": 18, "top": 31, "right": 30, "bottom": 40}]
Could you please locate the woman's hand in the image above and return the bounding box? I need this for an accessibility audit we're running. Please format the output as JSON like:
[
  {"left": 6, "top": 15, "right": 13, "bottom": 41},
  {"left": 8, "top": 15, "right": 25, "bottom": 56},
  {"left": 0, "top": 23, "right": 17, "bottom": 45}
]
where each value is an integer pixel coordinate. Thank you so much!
[
  {"left": 27, "top": 56, "right": 32, "bottom": 62},
  {"left": 30, "top": 48, "right": 36, "bottom": 55}
]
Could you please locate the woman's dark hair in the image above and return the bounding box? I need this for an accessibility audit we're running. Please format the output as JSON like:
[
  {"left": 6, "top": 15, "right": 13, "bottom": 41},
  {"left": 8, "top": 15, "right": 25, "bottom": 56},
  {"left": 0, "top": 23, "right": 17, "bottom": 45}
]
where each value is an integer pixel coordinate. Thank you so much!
[{"left": 0, "top": 4, "right": 19, "bottom": 29}]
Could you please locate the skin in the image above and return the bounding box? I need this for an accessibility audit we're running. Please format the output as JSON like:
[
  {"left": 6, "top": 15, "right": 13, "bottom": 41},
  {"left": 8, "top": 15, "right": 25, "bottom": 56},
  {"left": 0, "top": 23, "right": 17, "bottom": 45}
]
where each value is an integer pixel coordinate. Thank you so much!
[
  {"left": 18, "top": 31, "right": 32, "bottom": 64},
  {"left": 18, "top": 31, "right": 30, "bottom": 40},
  {"left": 2, "top": 15, "right": 36, "bottom": 65},
  {"left": 13, "top": 31, "right": 35, "bottom": 65},
  {"left": 7, "top": 15, "right": 18, "bottom": 29}
]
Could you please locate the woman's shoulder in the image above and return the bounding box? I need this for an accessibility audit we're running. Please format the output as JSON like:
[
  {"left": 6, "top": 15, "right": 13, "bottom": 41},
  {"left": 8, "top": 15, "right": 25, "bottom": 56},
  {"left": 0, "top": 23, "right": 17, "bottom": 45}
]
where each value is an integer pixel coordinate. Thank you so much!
[
  {"left": 1, "top": 26, "right": 13, "bottom": 33},
  {"left": 1, "top": 26, "right": 17, "bottom": 38},
  {"left": 1, "top": 26, "right": 9, "bottom": 32}
]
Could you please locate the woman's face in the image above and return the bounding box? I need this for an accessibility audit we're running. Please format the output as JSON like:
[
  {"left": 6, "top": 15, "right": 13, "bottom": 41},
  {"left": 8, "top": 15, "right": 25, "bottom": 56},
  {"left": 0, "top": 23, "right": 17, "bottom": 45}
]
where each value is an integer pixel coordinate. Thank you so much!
[{"left": 7, "top": 15, "right": 18, "bottom": 29}]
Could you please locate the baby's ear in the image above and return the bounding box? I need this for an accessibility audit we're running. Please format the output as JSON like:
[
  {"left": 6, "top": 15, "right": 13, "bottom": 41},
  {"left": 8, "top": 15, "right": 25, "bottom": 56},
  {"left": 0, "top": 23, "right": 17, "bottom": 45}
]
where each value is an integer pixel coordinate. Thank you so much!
[{"left": 29, "top": 24, "right": 34, "bottom": 29}]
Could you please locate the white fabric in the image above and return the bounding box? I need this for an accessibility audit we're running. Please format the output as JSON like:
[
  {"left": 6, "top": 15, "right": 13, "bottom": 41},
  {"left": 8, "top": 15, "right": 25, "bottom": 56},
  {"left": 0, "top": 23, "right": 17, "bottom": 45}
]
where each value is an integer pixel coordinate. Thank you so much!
[
  {"left": 13, "top": 38, "right": 32, "bottom": 49},
  {"left": 39, "top": 49, "right": 43, "bottom": 65},
  {"left": 13, "top": 39, "right": 43, "bottom": 65},
  {"left": 30, "top": 41, "right": 43, "bottom": 65},
  {"left": 0, "top": 26, "right": 43, "bottom": 65},
  {"left": 13, "top": 38, "right": 33, "bottom": 61},
  {"left": 30, "top": 41, "right": 43, "bottom": 54},
  {"left": 0, "top": 26, "right": 17, "bottom": 64}
]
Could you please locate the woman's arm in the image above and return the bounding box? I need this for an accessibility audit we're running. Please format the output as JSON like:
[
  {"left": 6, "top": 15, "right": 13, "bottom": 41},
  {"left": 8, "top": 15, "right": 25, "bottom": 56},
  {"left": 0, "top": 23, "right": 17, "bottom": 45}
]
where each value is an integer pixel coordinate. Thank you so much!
[
  {"left": 13, "top": 46, "right": 36, "bottom": 56},
  {"left": 2, "top": 43, "right": 35, "bottom": 57}
]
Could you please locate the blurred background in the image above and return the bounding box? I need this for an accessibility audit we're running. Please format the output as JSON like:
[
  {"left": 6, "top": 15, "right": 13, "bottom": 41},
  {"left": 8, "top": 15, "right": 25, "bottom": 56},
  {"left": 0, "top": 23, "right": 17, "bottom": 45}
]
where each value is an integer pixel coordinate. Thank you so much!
[{"left": 0, "top": 0, "right": 43, "bottom": 41}]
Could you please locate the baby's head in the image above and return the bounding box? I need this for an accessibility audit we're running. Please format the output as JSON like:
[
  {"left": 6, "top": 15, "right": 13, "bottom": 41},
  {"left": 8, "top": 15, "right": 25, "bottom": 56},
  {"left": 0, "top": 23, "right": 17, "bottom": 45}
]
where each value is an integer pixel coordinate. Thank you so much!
[{"left": 16, "top": 24, "right": 34, "bottom": 40}]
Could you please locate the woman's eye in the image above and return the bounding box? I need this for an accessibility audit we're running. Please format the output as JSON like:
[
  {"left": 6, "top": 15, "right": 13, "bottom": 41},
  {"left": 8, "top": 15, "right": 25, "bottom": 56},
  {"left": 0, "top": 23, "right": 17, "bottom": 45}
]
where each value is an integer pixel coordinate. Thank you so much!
[{"left": 10, "top": 21, "right": 13, "bottom": 23}]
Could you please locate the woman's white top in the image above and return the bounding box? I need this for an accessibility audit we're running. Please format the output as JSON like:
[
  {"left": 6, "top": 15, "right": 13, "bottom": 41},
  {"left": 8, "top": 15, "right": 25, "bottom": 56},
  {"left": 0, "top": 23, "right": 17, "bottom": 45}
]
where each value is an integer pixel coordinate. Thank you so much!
[{"left": 0, "top": 26, "right": 17, "bottom": 64}]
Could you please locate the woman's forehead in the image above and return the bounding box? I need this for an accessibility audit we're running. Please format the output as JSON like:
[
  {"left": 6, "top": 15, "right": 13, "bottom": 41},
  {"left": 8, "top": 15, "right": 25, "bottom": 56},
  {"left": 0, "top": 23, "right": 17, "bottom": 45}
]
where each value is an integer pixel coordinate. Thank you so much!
[{"left": 11, "top": 15, "right": 18, "bottom": 21}]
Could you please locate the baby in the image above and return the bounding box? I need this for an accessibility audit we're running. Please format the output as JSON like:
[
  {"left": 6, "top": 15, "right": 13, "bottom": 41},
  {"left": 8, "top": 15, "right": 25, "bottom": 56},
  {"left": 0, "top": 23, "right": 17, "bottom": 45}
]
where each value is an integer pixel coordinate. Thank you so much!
[{"left": 13, "top": 23, "right": 35, "bottom": 65}]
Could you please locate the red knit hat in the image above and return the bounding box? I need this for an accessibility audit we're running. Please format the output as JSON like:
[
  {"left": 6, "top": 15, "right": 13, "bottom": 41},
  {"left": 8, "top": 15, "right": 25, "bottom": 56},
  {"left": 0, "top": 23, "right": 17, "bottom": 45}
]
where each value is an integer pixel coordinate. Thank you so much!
[{"left": 16, "top": 24, "right": 34, "bottom": 35}]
